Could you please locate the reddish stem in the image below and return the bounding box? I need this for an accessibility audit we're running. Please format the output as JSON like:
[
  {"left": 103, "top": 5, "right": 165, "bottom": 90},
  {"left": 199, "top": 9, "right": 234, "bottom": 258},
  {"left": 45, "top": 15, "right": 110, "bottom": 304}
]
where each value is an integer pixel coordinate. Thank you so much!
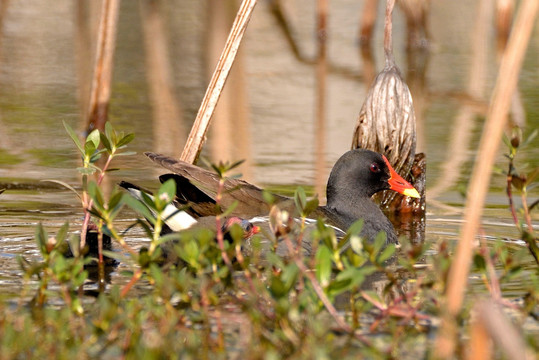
[
  {"left": 80, "top": 154, "right": 113, "bottom": 250},
  {"left": 506, "top": 168, "right": 520, "bottom": 227},
  {"left": 120, "top": 268, "right": 143, "bottom": 298}
]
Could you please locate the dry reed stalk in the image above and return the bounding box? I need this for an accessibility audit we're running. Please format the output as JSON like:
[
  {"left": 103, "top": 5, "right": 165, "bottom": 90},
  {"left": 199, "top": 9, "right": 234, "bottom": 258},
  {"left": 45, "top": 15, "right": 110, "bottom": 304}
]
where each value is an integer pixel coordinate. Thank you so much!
[
  {"left": 207, "top": 0, "right": 254, "bottom": 182},
  {"left": 434, "top": 0, "right": 539, "bottom": 357},
  {"left": 85, "top": 0, "right": 120, "bottom": 133},
  {"left": 467, "top": 307, "right": 492, "bottom": 360},
  {"left": 468, "top": 300, "right": 534, "bottom": 360},
  {"left": 180, "top": 0, "right": 257, "bottom": 164},
  {"left": 314, "top": 0, "right": 328, "bottom": 200}
]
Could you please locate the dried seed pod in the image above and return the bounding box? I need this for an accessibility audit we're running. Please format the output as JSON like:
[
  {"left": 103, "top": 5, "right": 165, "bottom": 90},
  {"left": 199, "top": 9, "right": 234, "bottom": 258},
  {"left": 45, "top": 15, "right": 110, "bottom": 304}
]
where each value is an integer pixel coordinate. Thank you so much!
[
  {"left": 351, "top": 63, "right": 417, "bottom": 179},
  {"left": 351, "top": 0, "right": 423, "bottom": 212}
]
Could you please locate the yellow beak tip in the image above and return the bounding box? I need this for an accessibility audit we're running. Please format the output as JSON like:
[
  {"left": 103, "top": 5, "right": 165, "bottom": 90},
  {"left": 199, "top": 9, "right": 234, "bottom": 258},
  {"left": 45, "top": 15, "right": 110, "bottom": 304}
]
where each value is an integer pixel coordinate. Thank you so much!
[{"left": 403, "top": 188, "right": 421, "bottom": 198}]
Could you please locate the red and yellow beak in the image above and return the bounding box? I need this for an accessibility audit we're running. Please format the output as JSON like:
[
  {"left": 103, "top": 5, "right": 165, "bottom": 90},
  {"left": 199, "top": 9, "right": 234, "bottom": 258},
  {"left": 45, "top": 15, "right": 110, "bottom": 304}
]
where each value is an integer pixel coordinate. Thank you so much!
[{"left": 382, "top": 155, "right": 420, "bottom": 198}]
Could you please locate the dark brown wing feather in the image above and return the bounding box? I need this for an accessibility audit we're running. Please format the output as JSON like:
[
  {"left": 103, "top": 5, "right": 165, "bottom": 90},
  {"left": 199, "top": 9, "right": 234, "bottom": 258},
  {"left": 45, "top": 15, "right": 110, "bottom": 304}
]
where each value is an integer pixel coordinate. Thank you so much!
[{"left": 145, "top": 152, "right": 293, "bottom": 218}]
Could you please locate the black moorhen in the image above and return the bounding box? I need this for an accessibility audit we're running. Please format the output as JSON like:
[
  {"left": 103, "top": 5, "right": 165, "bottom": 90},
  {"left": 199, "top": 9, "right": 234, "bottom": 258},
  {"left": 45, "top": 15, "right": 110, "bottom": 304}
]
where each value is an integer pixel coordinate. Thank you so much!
[{"left": 144, "top": 149, "right": 420, "bottom": 245}]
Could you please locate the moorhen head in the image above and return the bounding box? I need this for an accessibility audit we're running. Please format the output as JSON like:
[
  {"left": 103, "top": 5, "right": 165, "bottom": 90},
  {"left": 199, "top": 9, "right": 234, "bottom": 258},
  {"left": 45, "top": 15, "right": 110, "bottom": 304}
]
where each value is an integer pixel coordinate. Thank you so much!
[{"left": 322, "top": 149, "right": 419, "bottom": 244}]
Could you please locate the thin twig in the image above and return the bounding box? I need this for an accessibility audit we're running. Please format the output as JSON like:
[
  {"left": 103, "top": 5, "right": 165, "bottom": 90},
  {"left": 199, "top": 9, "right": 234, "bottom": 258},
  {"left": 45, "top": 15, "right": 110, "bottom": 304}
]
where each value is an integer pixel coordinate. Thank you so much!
[
  {"left": 120, "top": 268, "right": 143, "bottom": 298},
  {"left": 506, "top": 161, "right": 520, "bottom": 227},
  {"left": 520, "top": 191, "right": 534, "bottom": 234},
  {"left": 383, "top": 0, "right": 396, "bottom": 67}
]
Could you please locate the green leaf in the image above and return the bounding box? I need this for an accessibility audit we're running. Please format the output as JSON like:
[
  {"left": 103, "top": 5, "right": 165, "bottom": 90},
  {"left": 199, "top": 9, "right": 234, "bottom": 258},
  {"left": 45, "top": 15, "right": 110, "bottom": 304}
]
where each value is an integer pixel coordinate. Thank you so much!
[
  {"left": 521, "top": 128, "right": 538, "bottom": 148},
  {"left": 157, "top": 179, "right": 176, "bottom": 209},
  {"left": 138, "top": 248, "right": 151, "bottom": 268},
  {"left": 77, "top": 167, "right": 96, "bottom": 175},
  {"left": 183, "top": 239, "right": 200, "bottom": 264},
  {"left": 262, "top": 190, "right": 275, "bottom": 205},
  {"left": 35, "top": 223, "right": 48, "bottom": 255},
  {"left": 86, "top": 129, "right": 100, "bottom": 149},
  {"left": 372, "top": 231, "right": 387, "bottom": 256},
  {"left": 347, "top": 219, "right": 364, "bottom": 236},
  {"left": 87, "top": 181, "right": 105, "bottom": 209},
  {"left": 315, "top": 246, "right": 332, "bottom": 288},
  {"left": 350, "top": 235, "right": 363, "bottom": 255},
  {"left": 526, "top": 168, "right": 539, "bottom": 187},
  {"left": 303, "top": 196, "right": 319, "bottom": 217},
  {"left": 108, "top": 192, "right": 125, "bottom": 220},
  {"left": 105, "top": 122, "right": 114, "bottom": 143},
  {"left": 269, "top": 277, "right": 286, "bottom": 298},
  {"left": 294, "top": 187, "right": 307, "bottom": 214},
  {"left": 327, "top": 278, "right": 352, "bottom": 295},
  {"left": 511, "top": 175, "right": 525, "bottom": 191},
  {"left": 89, "top": 152, "right": 103, "bottom": 164},
  {"left": 329, "top": 266, "right": 374, "bottom": 294},
  {"left": 136, "top": 219, "right": 155, "bottom": 238},
  {"left": 123, "top": 195, "right": 157, "bottom": 226},
  {"left": 473, "top": 254, "right": 486, "bottom": 271},
  {"left": 502, "top": 133, "right": 513, "bottom": 151},
  {"left": 156, "top": 232, "right": 181, "bottom": 246},
  {"left": 140, "top": 191, "right": 157, "bottom": 210},
  {"left": 63, "top": 120, "right": 84, "bottom": 154},
  {"left": 84, "top": 141, "right": 96, "bottom": 158},
  {"left": 228, "top": 159, "right": 245, "bottom": 171},
  {"left": 281, "top": 264, "right": 299, "bottom": 293},
  {"left": 227, "top": 223, "right": 245, "bottom": 243},
  {"left": 55, "top": 222, "right": 69, "bottom": 244},
  {"left": 40, "top": 180, "right": 81, "bottom": 200},
  {"left": 149, "top": 263, "right": 163, "bottom": 286},
  {"left": 116, "top": 133, "right": 135, "bottom": 148},
  {"left": 114, "top": 151, "right": 136, "bottom": 157},
  {"left": 220, "top": 201, "right": 239, "bottom": 218},
  {"left": 69, "top": 234, "right": 81, "bottom": 257},
  {"left": 378, "top": 243, "right": 396, "bottom": 263},
  {"left": 102, "top": 250, "right": 128, "bottom": 263},
  {"left": 100, "top": 132, "right": 112, "bottom": 153},
  {"left": 108, "top": 190, "right": 124, "bottom": 210}
]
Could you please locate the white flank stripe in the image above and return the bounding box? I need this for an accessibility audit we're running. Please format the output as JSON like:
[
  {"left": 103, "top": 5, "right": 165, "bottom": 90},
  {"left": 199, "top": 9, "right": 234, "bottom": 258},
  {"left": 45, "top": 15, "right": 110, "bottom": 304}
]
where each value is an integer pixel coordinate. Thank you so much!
[{"left": 126, "top": 187, "right": 198, "bottom": 231}]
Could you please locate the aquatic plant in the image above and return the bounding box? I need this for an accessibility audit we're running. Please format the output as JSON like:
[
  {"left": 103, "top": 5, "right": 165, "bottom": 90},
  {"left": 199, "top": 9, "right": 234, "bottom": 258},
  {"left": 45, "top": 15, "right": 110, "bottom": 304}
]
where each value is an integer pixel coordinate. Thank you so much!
[{"left": 3, "top": 124, "right": 537, "bottom": 359}]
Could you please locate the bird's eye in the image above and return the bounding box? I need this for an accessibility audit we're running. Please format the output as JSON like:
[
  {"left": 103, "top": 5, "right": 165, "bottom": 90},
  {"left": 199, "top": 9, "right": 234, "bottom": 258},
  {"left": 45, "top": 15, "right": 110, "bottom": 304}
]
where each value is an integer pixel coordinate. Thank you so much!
[
  {"left": 242, "top": 220, "right": 252, "bottom": 230},
  {"left": 370, "top": 163, "right": 380, "bottom": 173}
]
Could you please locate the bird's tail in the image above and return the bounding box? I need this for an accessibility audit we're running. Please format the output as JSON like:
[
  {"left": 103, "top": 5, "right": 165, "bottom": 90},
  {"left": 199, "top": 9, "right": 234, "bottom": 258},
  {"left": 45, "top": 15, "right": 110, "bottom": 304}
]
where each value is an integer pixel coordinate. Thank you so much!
[{"left": 119, "top": 181, "right": 198, "bottom": 232}]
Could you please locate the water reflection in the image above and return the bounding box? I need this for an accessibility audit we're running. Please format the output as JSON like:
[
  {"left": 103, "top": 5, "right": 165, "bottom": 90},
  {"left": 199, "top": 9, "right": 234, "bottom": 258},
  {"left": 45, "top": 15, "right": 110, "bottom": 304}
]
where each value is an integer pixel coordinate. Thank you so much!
[{"left": 140, "top": 0, "right": 186, "bottom": 158}]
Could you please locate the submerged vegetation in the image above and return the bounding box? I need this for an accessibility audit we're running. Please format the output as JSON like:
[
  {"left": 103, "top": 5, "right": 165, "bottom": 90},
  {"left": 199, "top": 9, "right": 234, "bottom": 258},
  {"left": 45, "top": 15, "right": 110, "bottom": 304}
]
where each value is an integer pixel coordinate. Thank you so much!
[{"left": 0, "top": 123, "right": 536, "bottom": 359}]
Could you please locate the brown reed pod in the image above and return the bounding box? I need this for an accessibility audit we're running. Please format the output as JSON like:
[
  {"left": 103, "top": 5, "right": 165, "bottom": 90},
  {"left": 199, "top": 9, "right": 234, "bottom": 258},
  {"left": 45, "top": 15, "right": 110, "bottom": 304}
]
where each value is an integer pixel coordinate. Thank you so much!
[{"left": 351, "top": 0, "right": 424, "bottom": 214}]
